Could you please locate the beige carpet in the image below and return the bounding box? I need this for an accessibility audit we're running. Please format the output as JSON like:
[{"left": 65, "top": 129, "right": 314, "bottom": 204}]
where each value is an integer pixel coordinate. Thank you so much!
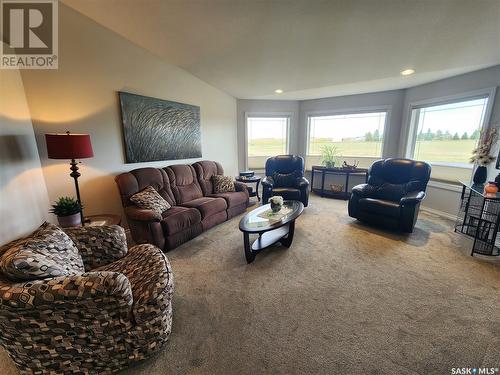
[{"left": 1, "top": 195, "right": 499, "bottom": 375}]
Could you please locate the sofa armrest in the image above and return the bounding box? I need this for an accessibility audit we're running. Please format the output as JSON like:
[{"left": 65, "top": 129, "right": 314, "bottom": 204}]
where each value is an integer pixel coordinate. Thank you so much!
[
  {"left": 261, "top": 176, "right": 274, "bottom": 188},
  {"left": 64, "top": 225, "right": 128, "bottom": 270},
  {"left": 234, "top": 181, "right": 247, "bottom": 193},
  {"left": 400, "top": 191, "right": 426, "bottom": 206},
  {"left": 124, "top": 205, "right": 162, "bottom": 222},
  {"left": 351, "top": 183, "right": 376, "bottom": 197},
  {"left": 0, "top": 271, "right": 133, "bottom": 310}
]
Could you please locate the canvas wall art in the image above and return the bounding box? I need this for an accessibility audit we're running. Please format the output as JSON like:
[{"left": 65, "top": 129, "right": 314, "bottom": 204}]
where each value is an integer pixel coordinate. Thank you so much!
[{"left": 119, "top": 92, "right": 202, "bottom": 163}]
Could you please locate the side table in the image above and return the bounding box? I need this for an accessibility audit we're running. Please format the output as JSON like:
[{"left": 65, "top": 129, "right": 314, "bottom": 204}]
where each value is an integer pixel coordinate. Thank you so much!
[
  {"left": 84, "top": 214, "right": 121, "bottom": 227},
  {"left": 235, "top": 176, "right": 261, "bottom": 203}
]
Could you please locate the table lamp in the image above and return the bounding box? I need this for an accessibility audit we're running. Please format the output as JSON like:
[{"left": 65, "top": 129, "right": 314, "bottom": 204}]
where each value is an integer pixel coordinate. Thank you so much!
[{"left": 45, "top": 131, "right": 94, "bottom": 224}]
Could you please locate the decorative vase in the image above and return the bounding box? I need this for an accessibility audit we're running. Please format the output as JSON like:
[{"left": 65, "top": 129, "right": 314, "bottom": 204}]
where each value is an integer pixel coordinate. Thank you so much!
[
  {"left": 270, "top": 201, "right": 282, "bottom": 213},
  {"left": 57, "top": 212, "right": 82, "bottom": 227},
  {"left": 484, "top": 181, "right": 499, "bottom": 195},
  {"left": 325, "top": 161, "right": 335, "bottom": 168},
  {"left": 473, "top": 166, "right": 487, "bottom": 184}
]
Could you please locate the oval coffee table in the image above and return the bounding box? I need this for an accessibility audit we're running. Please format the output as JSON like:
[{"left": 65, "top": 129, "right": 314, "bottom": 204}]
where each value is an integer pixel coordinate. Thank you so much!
[{"left": 239, "top": 200, "right": 304, "bottom": 263}]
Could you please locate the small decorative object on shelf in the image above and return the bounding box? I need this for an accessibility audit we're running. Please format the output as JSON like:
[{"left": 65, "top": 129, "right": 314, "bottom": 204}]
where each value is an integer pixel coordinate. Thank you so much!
[
  {"left": 330, "top": 184, "right": 343, "bottom": 192},
  {"left": 484, "top": 181, "right": 499, "bottom": 195},
  {"left": 50, "top": 196, "right": 82, "bottom": 227},
  {"left": 321, "top": 145, "right": 341, "bottom": 168},
  {"left": 470, "top": 127, "right": 497, "bottom": 184},
  {"left": 239, "top": 170, "right": 255, "bottom": 179},
  {"left": 269, "top": 196, "right": 284, "bottom": 213},
  {"left": 341, "top": 160, "right": 359, "bottom": 170}
]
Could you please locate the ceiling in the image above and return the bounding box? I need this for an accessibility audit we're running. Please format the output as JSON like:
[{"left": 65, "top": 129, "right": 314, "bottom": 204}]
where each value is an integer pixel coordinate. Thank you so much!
[{"left": 62, "top": 0, "right": 500, "bottom": 100}]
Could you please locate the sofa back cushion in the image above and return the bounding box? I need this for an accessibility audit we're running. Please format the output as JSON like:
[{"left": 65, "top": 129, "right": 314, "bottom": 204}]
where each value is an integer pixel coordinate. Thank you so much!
[
  {"left": 115, "top": 167, "right": 176, "bottom": 207},
  {"left": 165, "top": 165, "right": 204, "bottom": 204},
  {"left": 0, "top": 222, "right": 84, "bottom": 281},
  {"left": 193, "top": 160, "right": 224, "bottom": 195}
]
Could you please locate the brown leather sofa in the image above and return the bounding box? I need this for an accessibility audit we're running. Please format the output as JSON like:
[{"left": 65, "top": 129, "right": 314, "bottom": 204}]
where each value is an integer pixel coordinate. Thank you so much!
[{"left": 115, "top": 161, "right": 249, "bottom": 251}]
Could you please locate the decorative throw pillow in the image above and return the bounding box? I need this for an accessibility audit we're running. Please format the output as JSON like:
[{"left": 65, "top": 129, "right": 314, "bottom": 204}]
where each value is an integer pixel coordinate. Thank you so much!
[
  {"left": 272, "top": 171, "right": 301, "bottom": 188},
  {"left": 130, "top": 186, "right": 171, "bottom": 215},
  {"left": 0, "top": 222, "right": 84, "bottom": 281},
  {"left": 212, "top": 175, "right": 235, "bottom": 193}
]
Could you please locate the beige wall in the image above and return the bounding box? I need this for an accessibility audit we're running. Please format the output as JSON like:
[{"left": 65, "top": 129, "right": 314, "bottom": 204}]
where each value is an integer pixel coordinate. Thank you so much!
[
  {"left": 20, "top": 4, "right": 238, "bottom": 222},
  {"left": 0, "top": 55, "right": 50, "bottom": 245}
]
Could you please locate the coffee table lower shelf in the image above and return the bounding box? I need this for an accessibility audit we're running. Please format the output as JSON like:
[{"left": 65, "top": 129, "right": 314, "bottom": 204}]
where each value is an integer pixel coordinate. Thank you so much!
[{"left": 243, "top": 221, "right": 296, "bottom": 263}]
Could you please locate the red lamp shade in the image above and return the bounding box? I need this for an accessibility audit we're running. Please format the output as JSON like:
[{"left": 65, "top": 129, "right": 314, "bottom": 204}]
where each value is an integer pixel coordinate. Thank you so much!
[{"left": 45, "top": 132, "right": 94, "bottom": 159}]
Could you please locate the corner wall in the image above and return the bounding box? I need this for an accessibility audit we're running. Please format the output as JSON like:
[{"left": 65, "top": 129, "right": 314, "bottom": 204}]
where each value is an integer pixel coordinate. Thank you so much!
[
  {"left": 20, "top": 4, "right": 238, "bottom": 222},
  {"left": 0, "top": 53, "right": 50, "bottom": 245}
]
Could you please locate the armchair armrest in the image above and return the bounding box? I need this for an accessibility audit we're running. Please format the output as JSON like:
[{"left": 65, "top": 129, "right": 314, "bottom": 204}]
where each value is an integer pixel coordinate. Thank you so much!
[
  {"left": 124, "top": 205, "right": 162, "bottom": 222},
  {"left": 351, "top": 183, "right": 376, "bottom": 197},
  {"left": 296, "top": 176, "right": 309, "bottom": 189},
  {"left": 261, "top": 176, "right": 274, "bottom": 188},
  {"left": 64, "top": 225, "right": 128, "bottom": 270},
  {"left": 400, "top": 191, "right": 426, "bottom": 206},
  {"left": 0, "top": 271, "right": 133, "bottom": 310}
]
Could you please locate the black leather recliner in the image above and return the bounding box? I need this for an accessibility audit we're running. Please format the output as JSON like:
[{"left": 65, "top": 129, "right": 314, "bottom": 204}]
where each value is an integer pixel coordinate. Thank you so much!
[
  {"left": 262, "top": 155, "right": 309, "bottom": 207},
  {"left": 348, "top": 158, "right": 431, "bottom": 232}
]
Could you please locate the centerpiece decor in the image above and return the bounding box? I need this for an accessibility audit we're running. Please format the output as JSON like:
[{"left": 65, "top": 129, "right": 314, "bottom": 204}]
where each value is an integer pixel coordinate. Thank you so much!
[
  {"left": 50, "top": 196, "right": 83, "bottom": 227},
  {"left": 470, "top": 128, "right": 497, "bottom": 184},
  {"left": 269, "top": 196, "right": 284, "bottom": 213}
]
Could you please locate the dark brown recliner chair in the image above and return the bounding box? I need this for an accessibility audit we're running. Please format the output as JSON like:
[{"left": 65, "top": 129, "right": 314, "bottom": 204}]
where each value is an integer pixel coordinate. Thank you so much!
[
  {"left": 193, "top": 160, "right": 249, "bottom": 219},
  {"left": 348, "top": 158, "right": 431, "bottom": 232},
  {"left": 262, "top": 155, "right": 309, "bottom": 207}
]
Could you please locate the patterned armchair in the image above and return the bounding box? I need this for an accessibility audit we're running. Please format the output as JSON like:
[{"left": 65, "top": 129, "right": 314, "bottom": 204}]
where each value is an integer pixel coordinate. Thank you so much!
[{"left": 0, "top": 223, "right": 174, "bottom": 375}]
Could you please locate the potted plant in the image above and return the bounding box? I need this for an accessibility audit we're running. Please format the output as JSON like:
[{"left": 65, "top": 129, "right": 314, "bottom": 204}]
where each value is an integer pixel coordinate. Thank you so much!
[
  {"left": 470, "top": 128, "right": 497, "bottom": 184},
  {"left": 50, "top": 197, "right": 82, "bottom": 227},
  {"left": 320, "top": 145, "right": 341, "bottom": 168},
  {"left": 268, "top": 196, "right": 284, "bottom": 213}
]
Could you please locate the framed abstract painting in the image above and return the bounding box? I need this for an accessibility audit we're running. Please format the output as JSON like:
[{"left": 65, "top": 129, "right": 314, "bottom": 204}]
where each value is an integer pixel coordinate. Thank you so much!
[{"left": 118, "top": 91, "right": 202, "bottom": 163}]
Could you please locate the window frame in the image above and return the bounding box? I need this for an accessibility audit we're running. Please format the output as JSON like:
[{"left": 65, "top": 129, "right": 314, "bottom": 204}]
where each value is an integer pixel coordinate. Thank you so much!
[
  {"left": 305, "top": 106, "right": 391, "bottom": 159},
  {"left": 244, "top": 112, "right": 292, "bottom": 170},
  {"left": 403, "top": 87, "right": 497, "bottom": 169}
]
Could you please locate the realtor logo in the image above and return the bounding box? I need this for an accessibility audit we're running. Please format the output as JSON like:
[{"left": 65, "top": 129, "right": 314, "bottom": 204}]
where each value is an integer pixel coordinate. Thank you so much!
[{"left": 1, "top": 0, "right": 58, "bottom": 69}]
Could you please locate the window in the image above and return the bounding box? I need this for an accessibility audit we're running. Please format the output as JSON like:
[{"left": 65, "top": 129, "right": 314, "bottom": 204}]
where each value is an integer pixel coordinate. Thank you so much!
[
  {"left": 246, "top": 115, "right": 289, "bottom": 169},
  {"left": 307, "top": 111, "right": 387, "bottom": 158},
  {"left": 407, "top": 97, "right": 489, "bottom": 167}
]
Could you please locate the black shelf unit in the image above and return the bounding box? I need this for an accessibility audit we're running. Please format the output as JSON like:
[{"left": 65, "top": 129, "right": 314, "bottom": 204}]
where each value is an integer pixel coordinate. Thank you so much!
[
  {"left": 455, "top": 182, "right": 500, "bottom": 256},
  {"left": 310, "top": 166, "right": 368, "bottom": 200}
]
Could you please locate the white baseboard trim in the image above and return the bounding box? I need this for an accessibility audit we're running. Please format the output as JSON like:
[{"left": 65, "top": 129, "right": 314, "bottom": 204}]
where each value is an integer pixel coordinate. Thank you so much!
[{"left": 421, "top": 206, "right": 456, "bottom": 221}]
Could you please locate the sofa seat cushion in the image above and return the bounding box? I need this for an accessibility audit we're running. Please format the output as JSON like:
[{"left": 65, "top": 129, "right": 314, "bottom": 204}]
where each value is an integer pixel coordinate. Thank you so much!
[
  {"left": 0, "top": 222, "right": 84, "bottom": 281},
  {"left": 271, "top": 187, "right": 301, "bottom": 201},
  {"left": 161, "top": 206, "right": 201, "bottom": 236},
  {"left": 359, "top": 198, "right": 401, "bottom": 218},
  {"left": 181, "top": 197, "right": 227, "bottom": 219},
  {"left": 96, "top": 243, "right": 174, "bottom": 324},
  {"left": 209, "top": 191, "right": 248, "bottom": 208}
]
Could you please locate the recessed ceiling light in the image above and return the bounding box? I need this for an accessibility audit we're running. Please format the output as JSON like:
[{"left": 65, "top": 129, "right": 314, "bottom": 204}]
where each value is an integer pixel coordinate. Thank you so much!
[
  {"left": 275, "top": 89, "right": 283, "bottom": 94},
  {"left": 401, "top": 69, "right": 415, "bottom": 76}
]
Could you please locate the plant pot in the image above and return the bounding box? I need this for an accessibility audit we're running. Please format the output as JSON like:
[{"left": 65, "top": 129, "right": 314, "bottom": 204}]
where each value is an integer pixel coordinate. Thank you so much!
[
  {"left": 57, "top": 212, "right": 81, "bottom": 227},
  {"left": 473, "top": 166, "right": 487, "bottom": 184},
  {"left": 270, "top": 201, "right": 282, "bottom": 213},
  {"left": 325, "top": 161, "right": 335, "bottom": 168}
]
